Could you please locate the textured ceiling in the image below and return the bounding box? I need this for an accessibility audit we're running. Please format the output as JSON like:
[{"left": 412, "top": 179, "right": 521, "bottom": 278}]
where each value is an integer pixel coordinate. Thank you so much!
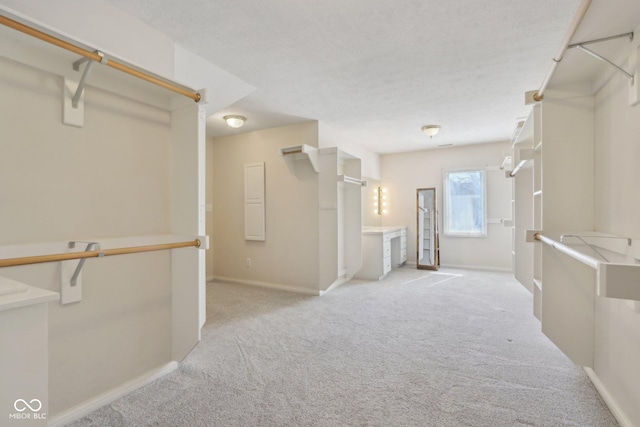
[{"left": 102, "top": 0, "right": 603, "bottom": 153}]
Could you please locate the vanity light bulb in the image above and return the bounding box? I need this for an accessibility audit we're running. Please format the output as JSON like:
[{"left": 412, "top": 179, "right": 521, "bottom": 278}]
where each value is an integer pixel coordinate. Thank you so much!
[
  {"left": 382, "top": 202, "right": 387, "bottom": 206},
  {"left": 374, "top": 209, "right": 378, "bottom": 214},
  {"left": 382, "top": 188, "right": 387, "bottom": 193},
  {"left": 382, "top": 209, "right": 388, "bottom": 214}
]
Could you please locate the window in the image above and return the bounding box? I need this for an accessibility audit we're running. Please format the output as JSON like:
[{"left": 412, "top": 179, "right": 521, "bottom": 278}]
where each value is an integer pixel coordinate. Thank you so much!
[{"left": 443, "top": 169, "right": 486, "bottom": 237}]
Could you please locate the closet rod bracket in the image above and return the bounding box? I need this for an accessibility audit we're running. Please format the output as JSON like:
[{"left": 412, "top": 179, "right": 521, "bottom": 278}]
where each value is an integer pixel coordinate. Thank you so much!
[
  {"left": 68, "top": 241, "right": 102, "bottom": 287},
  {"left": 575, "top": 45, "right": 634, "bottom": 83},
  {"left": 72, "top": 51, "right": 107, "bottom": 108},
  {"left": 568, "top": 32, "right": 635, "bottom": 84}
]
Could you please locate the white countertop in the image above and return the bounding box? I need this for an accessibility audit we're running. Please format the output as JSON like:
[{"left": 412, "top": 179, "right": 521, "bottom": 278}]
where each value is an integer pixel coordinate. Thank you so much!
[
  {"left": 0, "top": 276, "right": 59, "bottom": 312},
  {"left": 362, "top": 226, "right": 406, "bottom": 235}
]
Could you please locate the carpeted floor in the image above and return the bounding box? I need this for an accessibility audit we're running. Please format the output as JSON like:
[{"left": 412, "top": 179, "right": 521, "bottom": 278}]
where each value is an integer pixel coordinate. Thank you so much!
[{"left": 70, "top": 267, "right": 617, "bottom": 426}]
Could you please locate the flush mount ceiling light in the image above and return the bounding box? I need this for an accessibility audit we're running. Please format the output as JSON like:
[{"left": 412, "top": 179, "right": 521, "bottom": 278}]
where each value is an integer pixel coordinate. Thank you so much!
[
  {"left": 223, "top": 115, "right": 246, "bottom": 128},
  {"left": 421, "top": 125, "right": 441, "bottom": 138}
]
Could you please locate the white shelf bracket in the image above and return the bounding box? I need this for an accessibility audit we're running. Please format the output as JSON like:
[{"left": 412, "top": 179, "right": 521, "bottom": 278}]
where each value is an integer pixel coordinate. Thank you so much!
[
  {"left": 569, "top": 32, "right": 635, "bottom": 84},
  {"left": 63, "top": 51, "right": 107, "bottom": 127},
  {"left": 61, "top": 240, "right": 103, "bottom": 304},
  {"left": 72, "top": 50, "right": 108, "bottom": 107}
]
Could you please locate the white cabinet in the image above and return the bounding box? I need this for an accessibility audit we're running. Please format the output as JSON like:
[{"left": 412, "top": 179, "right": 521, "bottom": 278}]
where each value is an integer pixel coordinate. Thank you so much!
[
  {"left": 357, "top": 227, "right": 407, "bottom": 280},
  {"left": 1, "top": 277, "right": 58, "bottom": 425}
]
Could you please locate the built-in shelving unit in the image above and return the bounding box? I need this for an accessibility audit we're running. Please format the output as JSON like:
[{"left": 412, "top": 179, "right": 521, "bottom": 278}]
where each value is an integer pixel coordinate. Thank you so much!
[
  {"left": 511, "top": 112, "right": 535, "bottom": 293},
  {"left": 519, "top": 92, "right": 596, "bottom": 367}
]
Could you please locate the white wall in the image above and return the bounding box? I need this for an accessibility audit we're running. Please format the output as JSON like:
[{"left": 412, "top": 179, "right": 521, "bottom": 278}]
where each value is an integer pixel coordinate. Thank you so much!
[
  {"left": 362, "top": 177, "right": 382, "bottom": 227},
  {"left": 318, "top": 122, "right": 380, "bottom": 180},
  {"left": 381, "top": 142, "right": 512, "bottom": 270},
  {"left": 593, "top": 61, "right": 640, "bottom": 425},
  {"left": 210, "top": 122, "right": 320, "bottom": 293},
  {"left": 0, "top": 58, "right": 172, "bottom": 415}
]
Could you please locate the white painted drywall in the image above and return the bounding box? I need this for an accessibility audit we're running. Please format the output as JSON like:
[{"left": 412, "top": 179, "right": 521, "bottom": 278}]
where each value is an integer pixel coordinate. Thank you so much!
[
  {"left": 318, "top": 122, "right": 380, "bottom": 180},
  {"left": 1, "top": 1, "right": 254, "bottom": 116},
  {"left": 1, "top": 0, "right": 176, "bottom": 77},
  {"left": 0, "top": 58, "right": 172, "bottom": 416},
  {"left": 593, "top": 57, "right": 640, "bottom": 425},
  {"left": 210, "top": 122, "right": 320, "bottom": 293},
  {"left": 362, "top": 177, "right": 383, "bottom": 228},
  {"left": 380, "top": 142, "right": 512, "bottom": 270}
]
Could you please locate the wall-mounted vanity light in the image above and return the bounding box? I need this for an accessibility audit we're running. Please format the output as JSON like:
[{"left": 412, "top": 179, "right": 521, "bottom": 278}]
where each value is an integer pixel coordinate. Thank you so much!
[{"left": 374, "top": 186, "right": 388, "bottom": 215}]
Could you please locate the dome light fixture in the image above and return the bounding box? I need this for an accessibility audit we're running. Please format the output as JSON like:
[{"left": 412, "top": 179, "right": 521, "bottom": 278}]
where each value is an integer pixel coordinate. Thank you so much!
[
  {"left": 421, "top": 125, "right": 441, "bottom": 138},
  {"left": 223, "top": 115, "right": 246, "bottom": 128}
]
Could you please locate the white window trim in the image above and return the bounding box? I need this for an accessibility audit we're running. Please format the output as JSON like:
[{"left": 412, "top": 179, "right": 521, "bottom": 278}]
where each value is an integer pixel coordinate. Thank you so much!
[{"left": 442, "top": 167, "right": 488, "bottom": 238}]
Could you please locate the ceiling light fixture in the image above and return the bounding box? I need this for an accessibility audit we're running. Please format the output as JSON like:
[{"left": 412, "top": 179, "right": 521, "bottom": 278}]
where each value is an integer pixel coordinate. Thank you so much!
[
  {"left": 421, "top": 125, "right": 441, "bottom": 138},
  {"left": 223, "top": 115, "right": 246, "bottom": 128}
]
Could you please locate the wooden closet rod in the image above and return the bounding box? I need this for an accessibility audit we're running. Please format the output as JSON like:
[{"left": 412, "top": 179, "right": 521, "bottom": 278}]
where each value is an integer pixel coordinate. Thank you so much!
[
  {"left": 0, "top": 15, "right": 201, "bottom": 103},
  {"left": 0, "top": 239, "right": 201, "bottom": 268}
]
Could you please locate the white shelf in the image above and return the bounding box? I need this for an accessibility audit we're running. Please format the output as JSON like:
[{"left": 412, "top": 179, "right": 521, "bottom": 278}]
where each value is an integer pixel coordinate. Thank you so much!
[
  {"left": 338, "top": 174, "right": 367, "bottom": 186},
  {"left": 279, "top": 144, "right": 319, "bottom": 172},
  {"left": 0, "top": 276, "right": 59, "bottom": 312},
  {"left": 532, "top": 232, "right": 640, "bottom": 301}
]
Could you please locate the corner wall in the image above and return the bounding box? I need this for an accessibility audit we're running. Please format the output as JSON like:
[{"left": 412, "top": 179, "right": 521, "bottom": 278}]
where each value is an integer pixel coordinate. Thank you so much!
[
  {"left": 593, "top": 63, "right": 640, "bottom": 425},
  {"left": 210, "top": 122, "right": 320, "bottom": 293},
  {"left": 380, "top": 142, "right": 512, "bottom": 270},
  {"left": 0, "top": 58, "right": 173, "bottom": 416}
]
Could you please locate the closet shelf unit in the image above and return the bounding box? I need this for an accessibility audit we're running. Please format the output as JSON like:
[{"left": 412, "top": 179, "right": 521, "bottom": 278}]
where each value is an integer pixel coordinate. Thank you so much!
[
  {"left": 318, "top": 148, "right": 362, "bottom": 292},
  {"left": 509, "top": 111, "right": 535, "bottom": 294},
  {"left": 517, "top": 92, "right": 596, "bottom": 367}
]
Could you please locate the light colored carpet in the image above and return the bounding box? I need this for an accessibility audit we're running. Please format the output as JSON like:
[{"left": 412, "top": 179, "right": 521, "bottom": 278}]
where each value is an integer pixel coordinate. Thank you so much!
[{"left": 70, "top": 267, "right": 617, "bottom": 426}]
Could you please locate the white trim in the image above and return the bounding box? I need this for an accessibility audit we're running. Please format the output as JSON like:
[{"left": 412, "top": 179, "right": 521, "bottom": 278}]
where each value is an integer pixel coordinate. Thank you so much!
[
  {"left": 319, "top": 276, "right": 350, "bottom": 296},
  {"left": 48, "top": 362, "right": 178, "bottom": 427},
  {"left": 584, "top": 367, "right": 633, "bottom": 427},
  {"left": 440, "top": 263, "right": 512, "bottom": 273},
  {"left": 212, "top": 276, "right": 319, "bottom": 296}
]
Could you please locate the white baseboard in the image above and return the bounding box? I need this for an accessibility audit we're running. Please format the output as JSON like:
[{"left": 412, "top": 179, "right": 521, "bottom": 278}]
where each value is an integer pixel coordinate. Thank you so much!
[
  {"left": 48, "top": 362, "right": 178, "bottom": 427},
  {"left": 319, "top": 275, "right": 350, "bottom": 296},
  {"left": 584, "top": 367, "right": 633, "bottom": 427},
  {"left": 212, "top": 276, "right": 319, "bottom": 296},
  {"left": 440, "top": 263, "right": 512, "bottom": 273}
]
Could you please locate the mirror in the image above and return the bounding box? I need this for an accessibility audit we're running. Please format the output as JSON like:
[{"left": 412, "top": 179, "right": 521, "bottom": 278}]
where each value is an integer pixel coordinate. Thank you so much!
[{"left": 417, "top": 188, "right": 439, "bottom": 270}]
